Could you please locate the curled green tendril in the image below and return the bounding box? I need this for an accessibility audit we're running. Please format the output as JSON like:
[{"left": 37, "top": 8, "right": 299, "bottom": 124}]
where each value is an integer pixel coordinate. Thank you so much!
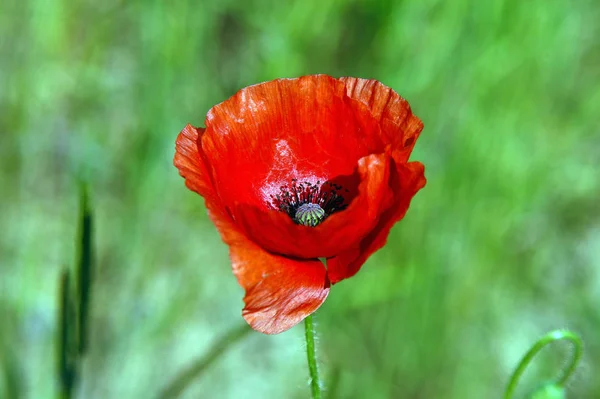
[{"left": 504, "top": 329, "right": 583, "bottom": 399}]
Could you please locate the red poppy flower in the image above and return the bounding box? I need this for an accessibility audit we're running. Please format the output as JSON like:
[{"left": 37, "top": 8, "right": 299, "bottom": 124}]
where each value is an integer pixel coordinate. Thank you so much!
[{"left": 174, "top": 75, "right": 425, "bottom": 334}]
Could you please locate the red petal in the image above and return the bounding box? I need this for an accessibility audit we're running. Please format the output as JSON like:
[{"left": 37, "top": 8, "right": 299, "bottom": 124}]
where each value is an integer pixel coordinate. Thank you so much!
[
  {"left": 233, "top": 153, "right": 395, "bottom": 259},
  {"left": 232, "top": 241, "right": 330, "bottom": 334},
  {"left": 174, "top": 124, "right": 211, "bottom": 198},
  {"left": 327, "top": 161, "right": 426, "bottom": 284},
  {"left": 174, "top": 124, "right": 239, "bottom": 243},
  {"left": 200, "top": 75, "right": 383, "bottom": 211},
  {"left": 340, "top": 77, "right": 424, "bottom": 163}
]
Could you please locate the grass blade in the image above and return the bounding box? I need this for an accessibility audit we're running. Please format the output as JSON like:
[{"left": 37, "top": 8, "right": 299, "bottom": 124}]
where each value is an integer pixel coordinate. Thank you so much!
[
  {"left": 57, "top": 270, "right": 75, "bottom": 399},
  {"left": 76, "top": 185, "right": 93, "bottom": 355},
  {"left": 157, "top": 324, "right": 252, "bottom": 399}
]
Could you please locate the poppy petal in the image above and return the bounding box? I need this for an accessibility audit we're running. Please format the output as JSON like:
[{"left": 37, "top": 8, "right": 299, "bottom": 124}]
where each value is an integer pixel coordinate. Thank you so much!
[
  {"left": 174, "top": 124, "right": 240, "bottom": 243},
  {"left": 200, "top": 75, "right": 384, "bottom": 211},
  {"left": 232, "top": 153, "right": 395, "bottom": 259},
  {"left": 341, "top": 77, "right": 424, "bottom": 163},
  {"left": 231, "top": 241, "right": 330, "bottom": 334},
  {"left": 174, "top": 124, "right": 211, "bottom": 198},
  {"left": 327, "top": 161, "right": 426, "bottom": 284}
]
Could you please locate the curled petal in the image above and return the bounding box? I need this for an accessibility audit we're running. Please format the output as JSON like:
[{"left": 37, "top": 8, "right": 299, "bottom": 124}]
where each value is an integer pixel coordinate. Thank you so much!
[
  {"left": 327, "top": 161, "right": 426, "bottom": 284},
  {"left": 174, "top": 124, "right": 240, "bottom": 243},
  {"left": 231, "top": 241, "right": 330, "bottom": 334},
  {"left": 174, "top": 124, "right": 211, "bottom": 198}
]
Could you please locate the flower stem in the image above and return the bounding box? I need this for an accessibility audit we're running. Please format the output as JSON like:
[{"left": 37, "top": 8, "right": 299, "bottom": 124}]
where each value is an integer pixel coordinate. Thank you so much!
[{"left": 304, "top": 314, "right": 322, "bottom": 399}]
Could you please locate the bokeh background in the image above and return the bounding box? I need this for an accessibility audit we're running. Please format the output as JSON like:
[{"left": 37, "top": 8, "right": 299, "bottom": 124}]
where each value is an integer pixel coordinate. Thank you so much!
[{"left": 1, "top": 0, "right": 599, "bottom": 398}]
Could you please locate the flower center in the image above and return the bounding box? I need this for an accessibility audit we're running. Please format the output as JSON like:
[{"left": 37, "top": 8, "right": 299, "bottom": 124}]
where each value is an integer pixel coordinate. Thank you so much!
[
  {"left": 294, "top": 203, "right": 325, "bottom": 227},
  {"left": 269, "top": 179, "right": 347, "bottom": 227}
]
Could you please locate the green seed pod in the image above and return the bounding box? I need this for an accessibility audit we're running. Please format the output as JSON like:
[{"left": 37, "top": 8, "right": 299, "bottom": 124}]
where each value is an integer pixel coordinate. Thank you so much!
[{"left": 294, "top": 203, "right": 326, "bottom": 227}]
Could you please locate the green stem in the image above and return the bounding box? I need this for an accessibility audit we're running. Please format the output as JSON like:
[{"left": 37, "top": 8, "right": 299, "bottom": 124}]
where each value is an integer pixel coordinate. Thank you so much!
[
  {"left": 304, "top": 314, "right": 322, "bottom": 399},
  {"left": 504, "top": 329, "right": 583, "bottom": 399}
]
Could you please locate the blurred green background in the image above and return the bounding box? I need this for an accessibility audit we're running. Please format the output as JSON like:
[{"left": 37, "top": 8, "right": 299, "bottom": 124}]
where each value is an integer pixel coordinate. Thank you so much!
[{"left": 1, "top": 0, "right": 599, "bottom": 398}]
